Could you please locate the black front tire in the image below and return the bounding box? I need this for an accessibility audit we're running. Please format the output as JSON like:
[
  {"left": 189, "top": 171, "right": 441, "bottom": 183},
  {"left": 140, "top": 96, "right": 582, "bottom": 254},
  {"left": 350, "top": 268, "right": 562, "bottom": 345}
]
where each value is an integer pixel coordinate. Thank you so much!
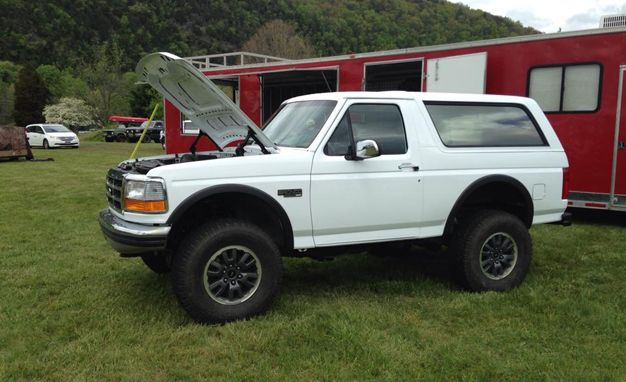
[
  {"left": 43, "top": 139, "right": 49, "bottom": 149},
  {"left": 451, "top": 210, "right": 532, "bottom": 291},
  {"left": 140, "top": 253, "right": 171, "bottom": 274},
  {"left": 172, "top": 220, "right": 283, "bottom": 324}
]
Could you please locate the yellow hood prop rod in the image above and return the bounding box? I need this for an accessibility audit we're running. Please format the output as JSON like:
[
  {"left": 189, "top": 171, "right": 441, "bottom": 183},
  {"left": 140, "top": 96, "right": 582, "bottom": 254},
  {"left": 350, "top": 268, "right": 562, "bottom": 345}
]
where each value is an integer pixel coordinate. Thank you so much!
[{"left": 130, "top": 103, "right": 160, "bottom": 160}]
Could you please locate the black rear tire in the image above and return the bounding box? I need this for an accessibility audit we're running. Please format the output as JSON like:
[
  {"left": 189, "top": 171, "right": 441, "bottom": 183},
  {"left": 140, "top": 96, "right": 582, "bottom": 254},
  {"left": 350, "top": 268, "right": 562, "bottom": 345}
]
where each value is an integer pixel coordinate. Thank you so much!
[
  {"left": 172, "top": 219, "right": 283, "bottom": 324},
  {"left": 451, "top": 210, "right": 531, "bottom": 291},
  {"left": 140, "top": 253, "right": 171, "bottom": 274}
]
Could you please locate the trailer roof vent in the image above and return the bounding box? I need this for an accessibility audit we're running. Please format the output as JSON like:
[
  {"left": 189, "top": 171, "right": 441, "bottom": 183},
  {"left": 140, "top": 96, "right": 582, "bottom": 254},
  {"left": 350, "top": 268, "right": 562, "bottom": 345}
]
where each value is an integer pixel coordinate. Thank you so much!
[{"left": 600, "top": 14, "right": 626, "bottom": 28}]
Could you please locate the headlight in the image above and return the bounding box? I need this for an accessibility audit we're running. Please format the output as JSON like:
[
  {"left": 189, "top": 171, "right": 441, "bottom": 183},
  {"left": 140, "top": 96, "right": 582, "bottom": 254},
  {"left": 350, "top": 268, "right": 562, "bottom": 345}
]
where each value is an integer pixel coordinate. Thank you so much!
[{"left": 123, "top": 179, "right": 167, "bottom": 213}]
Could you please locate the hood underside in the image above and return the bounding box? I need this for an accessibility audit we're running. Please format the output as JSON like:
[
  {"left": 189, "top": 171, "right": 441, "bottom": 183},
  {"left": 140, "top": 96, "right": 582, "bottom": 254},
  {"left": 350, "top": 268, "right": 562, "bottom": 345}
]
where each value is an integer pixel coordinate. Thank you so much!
[{"left": 135, "top": 52, "right": 275, "bottom": 150}]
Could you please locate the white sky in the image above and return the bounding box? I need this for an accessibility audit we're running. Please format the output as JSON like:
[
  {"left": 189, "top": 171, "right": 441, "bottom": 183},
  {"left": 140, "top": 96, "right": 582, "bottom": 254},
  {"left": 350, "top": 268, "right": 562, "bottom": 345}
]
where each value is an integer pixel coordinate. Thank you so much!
[{"left": 454, "top": 0, "right": 626, "bottom": 33}]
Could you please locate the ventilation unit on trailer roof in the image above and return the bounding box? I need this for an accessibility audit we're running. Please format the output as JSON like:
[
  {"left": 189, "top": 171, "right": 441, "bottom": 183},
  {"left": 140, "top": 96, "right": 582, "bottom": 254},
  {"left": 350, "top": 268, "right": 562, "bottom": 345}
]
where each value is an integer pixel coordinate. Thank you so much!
[{"left": 600, "top": 14, "right": 626, "bottom": 28}]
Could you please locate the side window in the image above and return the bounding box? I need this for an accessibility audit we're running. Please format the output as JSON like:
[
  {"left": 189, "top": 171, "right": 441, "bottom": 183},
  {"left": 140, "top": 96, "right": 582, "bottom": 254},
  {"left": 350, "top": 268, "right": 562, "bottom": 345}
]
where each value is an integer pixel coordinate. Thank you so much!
[
  {"left": 324, "top": 103, "right": 407, "bottom": 156},
  {"left": 424, "top": 102, "right": 546, "bottom": 147},
  {"left": 528, "top": 63, "right": 601, "bottom": 113}
]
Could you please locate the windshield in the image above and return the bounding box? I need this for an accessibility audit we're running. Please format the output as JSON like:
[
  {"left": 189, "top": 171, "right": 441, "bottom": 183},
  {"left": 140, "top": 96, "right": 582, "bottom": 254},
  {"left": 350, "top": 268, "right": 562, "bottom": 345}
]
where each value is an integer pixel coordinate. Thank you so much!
[
  {"left": 43, "top": 125, "right": 70, "bottom": 133},
  {"left": 139, "top": 120, "right": 163, "bottom": 129},
  {"left": 263, "top": 100, "right": 337, "bottom": 148}
]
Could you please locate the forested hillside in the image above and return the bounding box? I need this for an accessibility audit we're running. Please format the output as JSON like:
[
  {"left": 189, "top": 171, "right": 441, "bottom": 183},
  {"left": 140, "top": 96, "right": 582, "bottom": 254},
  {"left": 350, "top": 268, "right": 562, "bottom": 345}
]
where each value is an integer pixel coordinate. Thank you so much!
[
  {"left": 1, "top": 0, "right": 536, "bottom": 69},
  {"left": 0, "top": 0, "right": 536, "bottom": 127}
]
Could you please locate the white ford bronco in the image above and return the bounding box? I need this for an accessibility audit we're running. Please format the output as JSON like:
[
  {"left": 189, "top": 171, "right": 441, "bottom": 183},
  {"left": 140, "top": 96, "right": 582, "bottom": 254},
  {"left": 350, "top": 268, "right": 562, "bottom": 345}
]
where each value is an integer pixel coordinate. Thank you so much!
[{"left": 99, "top": 53, "right": 571, "bottom": 324}]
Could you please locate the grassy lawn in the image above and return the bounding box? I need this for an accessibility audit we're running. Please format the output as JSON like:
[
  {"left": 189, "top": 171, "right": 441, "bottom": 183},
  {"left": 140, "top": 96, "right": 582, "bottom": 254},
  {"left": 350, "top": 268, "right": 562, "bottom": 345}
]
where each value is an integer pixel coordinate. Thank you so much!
[{"left": 1, "top": 141, "right": 625, "bottom": 381}]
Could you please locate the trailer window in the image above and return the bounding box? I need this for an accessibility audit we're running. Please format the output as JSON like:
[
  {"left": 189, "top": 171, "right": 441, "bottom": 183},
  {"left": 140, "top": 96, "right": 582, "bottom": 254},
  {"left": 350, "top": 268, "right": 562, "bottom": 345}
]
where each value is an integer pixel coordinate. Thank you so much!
[
  {"left": 180, "top": 115, "right": 199, "bottom": 135},
  {"left": 424, "top": 102, "right": 546, "bottom": 147},
  {"left": 364, "top": 60, "right": 422, "bottom": 91},
  {"left": 528, "top": 63, "right": 601, "bottom": 113}
]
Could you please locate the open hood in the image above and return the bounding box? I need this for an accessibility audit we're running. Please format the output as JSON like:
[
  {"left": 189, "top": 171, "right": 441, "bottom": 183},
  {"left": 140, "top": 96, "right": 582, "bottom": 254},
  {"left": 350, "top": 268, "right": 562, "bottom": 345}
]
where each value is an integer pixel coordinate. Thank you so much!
[{"left": 135, "top": 52, "right": 275, "bottom": 150}]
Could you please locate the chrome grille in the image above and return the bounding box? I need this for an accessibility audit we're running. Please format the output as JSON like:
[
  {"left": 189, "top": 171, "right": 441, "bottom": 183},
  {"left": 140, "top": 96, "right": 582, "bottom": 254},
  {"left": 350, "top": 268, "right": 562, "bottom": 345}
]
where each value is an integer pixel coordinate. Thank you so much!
[{"left": 106, "top": 168, "right": 124, "bottom": 211}]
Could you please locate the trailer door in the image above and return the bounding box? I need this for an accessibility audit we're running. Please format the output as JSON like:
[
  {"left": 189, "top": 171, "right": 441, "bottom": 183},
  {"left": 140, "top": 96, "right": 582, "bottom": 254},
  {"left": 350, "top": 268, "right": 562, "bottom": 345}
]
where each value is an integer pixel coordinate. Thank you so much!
[
  {"left": 611, "top": 66, "right": 626, "bottom": 207},
  {"left": 426, "top": 52, "right": 487, "bottom": 93},
  {"left": 261, "top": 69, "right": 338, "bottom": 123}
]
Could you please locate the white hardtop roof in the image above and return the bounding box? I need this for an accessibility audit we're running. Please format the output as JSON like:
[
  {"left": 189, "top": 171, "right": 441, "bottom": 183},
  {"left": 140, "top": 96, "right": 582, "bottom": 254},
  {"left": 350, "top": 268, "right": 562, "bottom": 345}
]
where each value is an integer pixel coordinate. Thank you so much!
[{"left": 286, "top": 91, "right": 533, "bottom": 105}]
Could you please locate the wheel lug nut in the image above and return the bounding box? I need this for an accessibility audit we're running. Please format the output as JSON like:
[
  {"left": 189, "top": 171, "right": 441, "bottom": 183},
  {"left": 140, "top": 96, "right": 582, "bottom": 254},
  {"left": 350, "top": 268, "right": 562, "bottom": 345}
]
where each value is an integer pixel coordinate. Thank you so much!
[
  {"left": 223, "top": 278, "right": 228, "bottom": 283},
  {"left": 231, "top": 280, "right": 236, "bottom": 285},
  {"left": 237, "top": 274, "right": 242, "bottom": 279}
]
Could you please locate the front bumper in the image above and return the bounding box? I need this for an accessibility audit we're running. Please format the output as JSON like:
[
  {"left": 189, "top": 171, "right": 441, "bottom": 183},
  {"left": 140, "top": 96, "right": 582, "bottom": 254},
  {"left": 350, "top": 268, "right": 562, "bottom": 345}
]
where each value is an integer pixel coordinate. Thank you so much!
[
  {"left": 51, "top": 141, "right": 79, "bottom": 147},
  {"left": 98, "top": 209, "right": 170, "bottom": 255}
]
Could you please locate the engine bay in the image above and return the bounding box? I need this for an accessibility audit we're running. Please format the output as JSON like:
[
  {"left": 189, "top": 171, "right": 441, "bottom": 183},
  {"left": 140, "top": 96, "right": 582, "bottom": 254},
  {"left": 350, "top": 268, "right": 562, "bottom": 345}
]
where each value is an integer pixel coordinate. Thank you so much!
[{"left": 118, "top": 152, "right": 235, "bottom": 174}]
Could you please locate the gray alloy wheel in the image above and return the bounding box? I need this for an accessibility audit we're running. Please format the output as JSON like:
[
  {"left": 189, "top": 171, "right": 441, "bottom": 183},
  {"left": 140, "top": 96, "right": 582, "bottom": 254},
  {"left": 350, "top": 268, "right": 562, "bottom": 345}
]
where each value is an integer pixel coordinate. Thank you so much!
[
  {"left": 479, "top": 232, "right": 518, "bottom": 280},
  {"left": 202, "top": 245, "right": 262, "bottom": 305}
]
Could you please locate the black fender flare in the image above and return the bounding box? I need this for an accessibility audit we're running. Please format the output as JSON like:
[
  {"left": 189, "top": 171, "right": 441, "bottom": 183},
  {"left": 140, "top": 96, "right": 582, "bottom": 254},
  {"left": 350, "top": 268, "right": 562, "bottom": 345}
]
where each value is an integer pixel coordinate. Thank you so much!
[
  {"left": 444, "top": 175, "right": 534, "bottom": 236},
  {"left": 166, "top": 184, "right": 294, "bottom": 251}
]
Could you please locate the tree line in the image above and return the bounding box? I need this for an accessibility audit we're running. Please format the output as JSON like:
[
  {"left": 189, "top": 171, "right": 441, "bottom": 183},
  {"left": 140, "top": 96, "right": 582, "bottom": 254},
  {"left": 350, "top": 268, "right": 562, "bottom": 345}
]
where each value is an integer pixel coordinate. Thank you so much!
[
  {"left": 0, "top": 0, "right": 537, "bottom": 128},
  {"left": 1, "top": 42, "right": 161, "bottom": 129}
]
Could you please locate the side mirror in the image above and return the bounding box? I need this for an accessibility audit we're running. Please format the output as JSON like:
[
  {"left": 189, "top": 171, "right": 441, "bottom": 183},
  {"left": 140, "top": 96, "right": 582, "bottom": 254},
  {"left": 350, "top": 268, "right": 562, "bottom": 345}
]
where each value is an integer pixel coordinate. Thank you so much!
[{"left": 355, "top": 139, "right": 380, "bottom": 160}]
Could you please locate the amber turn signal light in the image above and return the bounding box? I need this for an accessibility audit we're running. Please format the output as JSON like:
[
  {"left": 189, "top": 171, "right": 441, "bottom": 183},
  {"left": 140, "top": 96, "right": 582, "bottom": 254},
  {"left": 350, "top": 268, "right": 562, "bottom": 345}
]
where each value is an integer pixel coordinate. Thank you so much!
[{"left": 124, "top": 199, "right": 167, "bottom": 213}]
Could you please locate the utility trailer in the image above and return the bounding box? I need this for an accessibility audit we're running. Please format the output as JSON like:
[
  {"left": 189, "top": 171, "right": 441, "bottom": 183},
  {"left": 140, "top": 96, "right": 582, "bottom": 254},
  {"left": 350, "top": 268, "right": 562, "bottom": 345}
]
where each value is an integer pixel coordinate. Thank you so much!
[
  {"left": 0, "top": 126, "right": 32, "bottom": 160},
  {"left": 161, "top": 26, "right": 626, "bottom": 212}
]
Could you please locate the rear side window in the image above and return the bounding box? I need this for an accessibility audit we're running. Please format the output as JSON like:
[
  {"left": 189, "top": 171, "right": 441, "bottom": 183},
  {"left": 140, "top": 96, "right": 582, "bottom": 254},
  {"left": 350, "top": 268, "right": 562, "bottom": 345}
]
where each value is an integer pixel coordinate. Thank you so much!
[{"left": 424, "top": 102, "right": 546, "bottom": 147}]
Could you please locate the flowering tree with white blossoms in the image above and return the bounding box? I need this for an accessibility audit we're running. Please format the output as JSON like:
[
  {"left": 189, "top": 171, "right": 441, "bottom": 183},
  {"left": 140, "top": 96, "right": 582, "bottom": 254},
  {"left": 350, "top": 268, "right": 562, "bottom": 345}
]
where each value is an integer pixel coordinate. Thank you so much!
[{"left": 43, "top": 97, "right": 96, "bottom": 131}]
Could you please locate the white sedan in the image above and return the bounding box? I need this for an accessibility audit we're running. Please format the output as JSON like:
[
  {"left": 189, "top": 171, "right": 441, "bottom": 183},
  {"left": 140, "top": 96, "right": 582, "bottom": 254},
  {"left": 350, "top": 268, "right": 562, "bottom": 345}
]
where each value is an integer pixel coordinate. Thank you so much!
[{"left": 26, "top": 124, "right": 80, "bottom": 149}]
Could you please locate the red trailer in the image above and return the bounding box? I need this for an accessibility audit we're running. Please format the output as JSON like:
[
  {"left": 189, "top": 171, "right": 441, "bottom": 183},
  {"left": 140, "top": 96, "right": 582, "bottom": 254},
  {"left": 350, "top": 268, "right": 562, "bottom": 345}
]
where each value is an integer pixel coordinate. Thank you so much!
[{"left": 161, "top": 26, "right": 626, "bottom": 211}]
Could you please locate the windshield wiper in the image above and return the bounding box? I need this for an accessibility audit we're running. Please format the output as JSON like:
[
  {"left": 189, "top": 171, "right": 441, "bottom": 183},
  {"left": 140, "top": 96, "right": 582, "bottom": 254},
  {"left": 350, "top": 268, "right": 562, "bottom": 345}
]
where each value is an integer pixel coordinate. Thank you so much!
[{"left": 235, "top": 126, "right": 270, "bottom": 156}]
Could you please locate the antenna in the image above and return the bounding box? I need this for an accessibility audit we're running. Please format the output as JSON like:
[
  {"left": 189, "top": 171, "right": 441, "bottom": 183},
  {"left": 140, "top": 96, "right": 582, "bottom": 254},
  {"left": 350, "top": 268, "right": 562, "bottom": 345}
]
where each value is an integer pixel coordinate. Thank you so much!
[{"left": 321, "top": 71, "right": 332, "bottom": 92}]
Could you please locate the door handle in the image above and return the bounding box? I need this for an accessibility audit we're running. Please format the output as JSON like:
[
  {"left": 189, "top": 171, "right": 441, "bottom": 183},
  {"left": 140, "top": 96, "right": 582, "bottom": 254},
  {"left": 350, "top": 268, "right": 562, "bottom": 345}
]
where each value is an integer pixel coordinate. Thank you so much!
[
  {"left": 398, "top": 163, "right": 419, "bottom": 171},
  {"left": 619, "top": 141, "right": 626, "bottom": 150}
]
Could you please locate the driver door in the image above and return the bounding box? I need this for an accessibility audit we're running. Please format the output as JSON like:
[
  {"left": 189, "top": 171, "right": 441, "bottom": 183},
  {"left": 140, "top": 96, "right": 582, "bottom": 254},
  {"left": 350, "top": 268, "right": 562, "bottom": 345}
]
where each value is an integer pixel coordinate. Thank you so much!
[{"left": 310, "top": 99, "right": 423, "bottom": 246}]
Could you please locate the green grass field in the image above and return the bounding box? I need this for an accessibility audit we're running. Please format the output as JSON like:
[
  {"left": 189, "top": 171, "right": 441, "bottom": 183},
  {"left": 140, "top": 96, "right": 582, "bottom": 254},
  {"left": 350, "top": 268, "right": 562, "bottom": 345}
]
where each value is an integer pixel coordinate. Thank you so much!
[{"left": 1, "top": 141, "right": 625, "bottom": 381}]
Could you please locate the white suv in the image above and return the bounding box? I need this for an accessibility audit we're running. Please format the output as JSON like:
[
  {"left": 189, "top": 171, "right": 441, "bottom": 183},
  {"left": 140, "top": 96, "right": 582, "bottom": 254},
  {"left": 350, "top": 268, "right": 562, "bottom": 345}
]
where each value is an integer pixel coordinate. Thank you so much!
[{"left": 99, "top": 53, "right": 570, "bottom": 324}]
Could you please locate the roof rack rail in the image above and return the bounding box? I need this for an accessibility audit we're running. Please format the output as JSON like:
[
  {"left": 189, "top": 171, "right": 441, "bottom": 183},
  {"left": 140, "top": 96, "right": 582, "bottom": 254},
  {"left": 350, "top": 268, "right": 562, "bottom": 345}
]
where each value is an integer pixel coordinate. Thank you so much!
[{"left": 184, "top": 51, "right": 289, "bottom": 70}]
